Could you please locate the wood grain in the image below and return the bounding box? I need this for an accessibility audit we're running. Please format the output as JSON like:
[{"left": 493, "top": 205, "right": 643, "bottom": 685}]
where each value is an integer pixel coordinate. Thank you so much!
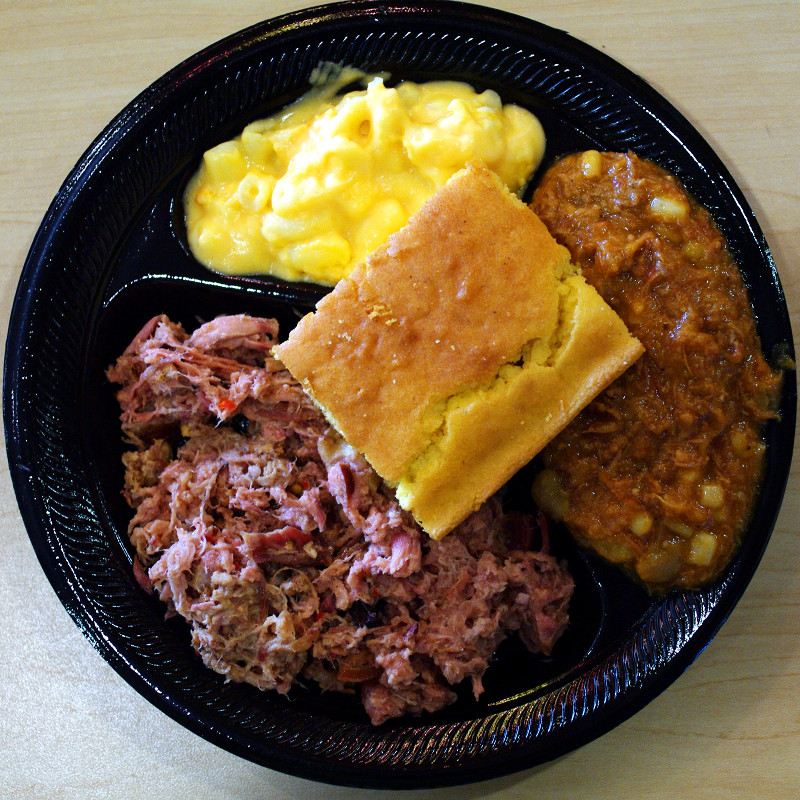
[{"left": 2, "top": 2, "right": 798, "bottom": 798}]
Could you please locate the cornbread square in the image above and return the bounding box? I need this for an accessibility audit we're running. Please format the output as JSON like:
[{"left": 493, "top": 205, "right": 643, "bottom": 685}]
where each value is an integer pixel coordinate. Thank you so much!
[{"left": 275, "top": 162, "right": 643, "bottom": 538}]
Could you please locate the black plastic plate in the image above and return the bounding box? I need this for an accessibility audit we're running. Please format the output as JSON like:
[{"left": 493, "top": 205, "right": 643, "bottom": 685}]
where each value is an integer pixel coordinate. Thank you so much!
[{"left": 3, "top": 0, "right": 795, "bottom": 788}]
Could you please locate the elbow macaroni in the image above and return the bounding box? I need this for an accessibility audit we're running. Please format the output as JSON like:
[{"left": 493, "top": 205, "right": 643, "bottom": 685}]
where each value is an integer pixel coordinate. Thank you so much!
[{"left": 184, "top": 70, "right": 546, "bottom": 285}]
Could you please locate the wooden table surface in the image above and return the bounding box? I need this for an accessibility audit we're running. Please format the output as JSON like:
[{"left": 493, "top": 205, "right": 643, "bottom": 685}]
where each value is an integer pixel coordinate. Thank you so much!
[{"left": 2, "top": 2, "right": 798, "bottom": 797}]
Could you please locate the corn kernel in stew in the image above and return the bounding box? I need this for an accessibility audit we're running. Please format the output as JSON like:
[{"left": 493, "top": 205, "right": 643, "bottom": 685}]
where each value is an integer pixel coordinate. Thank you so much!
[
  {"left": 699, "top": 484, "right": 724, "bottom": 508},
  {"left": 688, "top": 532, "right": 718, "bottom": 566}
]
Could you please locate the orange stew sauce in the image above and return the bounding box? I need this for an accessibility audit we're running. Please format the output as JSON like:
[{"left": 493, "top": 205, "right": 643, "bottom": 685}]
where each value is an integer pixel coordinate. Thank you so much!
[{"left": 531, "top": 151, "right": 782, "bottom": 591}]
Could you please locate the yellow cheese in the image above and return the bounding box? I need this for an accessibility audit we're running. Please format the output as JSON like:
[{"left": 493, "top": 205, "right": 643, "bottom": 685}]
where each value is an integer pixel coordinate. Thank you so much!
[{"left": 184, "top": 66, "right": 545, "bottom": 285}]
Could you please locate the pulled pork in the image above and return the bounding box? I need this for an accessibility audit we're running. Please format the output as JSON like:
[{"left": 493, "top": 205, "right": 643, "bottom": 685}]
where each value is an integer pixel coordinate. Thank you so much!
[{"left": 107, "top": 314, "right": 573, "bottom": 724}]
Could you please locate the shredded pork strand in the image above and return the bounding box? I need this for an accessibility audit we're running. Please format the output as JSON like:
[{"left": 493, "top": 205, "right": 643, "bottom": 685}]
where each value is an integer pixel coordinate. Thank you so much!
[{"left": 108, "top": 314, "right": 574, "bottom": 725}]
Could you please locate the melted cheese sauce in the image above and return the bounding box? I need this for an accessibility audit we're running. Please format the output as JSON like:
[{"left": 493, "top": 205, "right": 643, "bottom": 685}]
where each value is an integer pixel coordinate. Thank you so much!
[{"left": 184, "top": 69, "right": 545, "bottom": 285}]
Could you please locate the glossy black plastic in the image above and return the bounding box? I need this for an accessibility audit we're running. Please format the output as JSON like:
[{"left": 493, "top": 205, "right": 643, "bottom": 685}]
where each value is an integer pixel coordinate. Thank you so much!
[{"left": 3, "top": 0, "right": 795, "bottom": 788}]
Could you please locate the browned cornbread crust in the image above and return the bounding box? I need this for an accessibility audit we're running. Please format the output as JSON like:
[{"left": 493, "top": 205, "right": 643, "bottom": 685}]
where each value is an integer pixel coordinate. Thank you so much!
[{"left": 275, "top": 162, "right": 643, "bottom": 538}]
